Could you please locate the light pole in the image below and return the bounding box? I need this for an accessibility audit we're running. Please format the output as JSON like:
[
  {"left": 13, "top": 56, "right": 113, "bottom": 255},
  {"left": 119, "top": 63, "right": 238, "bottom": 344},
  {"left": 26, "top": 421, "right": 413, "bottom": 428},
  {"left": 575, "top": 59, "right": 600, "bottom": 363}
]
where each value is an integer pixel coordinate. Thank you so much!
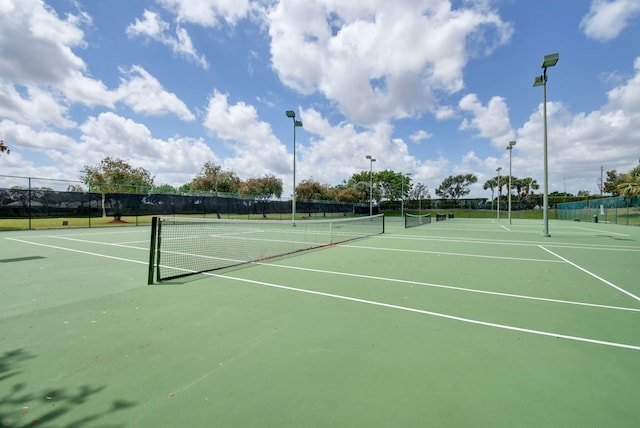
[
  {"left": 401, "top": 172, "right": 411, "bottom": 217},
  {"left": 285, "top": 110, "right": 303, "bottom": 226},
  {"left": 496, "top": 167, "right": 502, "bottom": 220},
  {"left": 506, "top": 141, "right": 516, "bottom": 224},
  {"left": 366, "top": 155, "right": 376, "bottom": 216},
  {"left": 533, "top": 53, "right": 559, "bottom": 237}
]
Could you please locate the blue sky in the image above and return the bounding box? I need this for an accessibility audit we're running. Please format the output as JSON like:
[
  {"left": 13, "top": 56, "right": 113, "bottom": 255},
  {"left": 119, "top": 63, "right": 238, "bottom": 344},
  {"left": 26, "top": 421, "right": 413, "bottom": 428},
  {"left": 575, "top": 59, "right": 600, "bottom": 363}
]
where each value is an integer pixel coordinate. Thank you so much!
[{"left": 1, "top": 0, "right": 639, "bottom": 198}]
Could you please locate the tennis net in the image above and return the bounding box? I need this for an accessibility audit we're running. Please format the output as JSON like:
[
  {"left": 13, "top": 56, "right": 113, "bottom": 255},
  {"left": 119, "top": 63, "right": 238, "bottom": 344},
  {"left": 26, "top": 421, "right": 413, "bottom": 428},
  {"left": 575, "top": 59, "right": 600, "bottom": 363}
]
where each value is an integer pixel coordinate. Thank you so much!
[
  {"left": 148, "top": 214, "right": 385, "bottom": 283},
  {"left": 404, "top": 212, "right": 432, "bottom": 228}
]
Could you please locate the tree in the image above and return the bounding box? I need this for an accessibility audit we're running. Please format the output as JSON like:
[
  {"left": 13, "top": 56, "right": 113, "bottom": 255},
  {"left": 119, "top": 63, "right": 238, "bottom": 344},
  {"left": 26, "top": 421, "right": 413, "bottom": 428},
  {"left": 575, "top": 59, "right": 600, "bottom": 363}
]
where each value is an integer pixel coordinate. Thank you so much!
[
  {"left": 518, "top": 177, "right": 539, "bottom": 199},
  {"left": 240, "top": 174, "right": 283, "bottom": 217},
  {"left": 241, "top": 174, "right": 283, "bottom": 201},
  {"left": 375, "top": 170, "right": 410, "bottom": 202},
  {"left": 335, "top": 186, "right": 361, "bottom": 202},
  {"left": 296, "top": 179, "right": 329, "bottom": 200},
  {"left": 409, "top": 183, "right": 430, "bottom": 211},
  {"left": 80, "top": 157, "right": 154, "bottom": 219},
  {"left": 435, "top": 174, "right": 477, "bottom": 200},
  {"left": 151, "top": 184, "right": 178, "bottom": 194},
  {"left": 0, "top": 139, "right": 9, "bottom": 156},
  {"left": 483, "top": 177, "right": 498, "bottom": 202},
  {"left": 617, "top": 165, "right": 640, "bottom": 197},
  {"left": 347, "top": 171, "right": 379, "bottom": 203},
  {"left": 191, "top": 161, "right": 241, "bottom": 193},
  {"left": 604, "top": 169, "right": 624, "bottom": 196},
  {"left": 409, "top": 183, "right": 429, "bottom": 200},
  {"left": 67, "top": 184, "right": 85, "bottom": 192}
]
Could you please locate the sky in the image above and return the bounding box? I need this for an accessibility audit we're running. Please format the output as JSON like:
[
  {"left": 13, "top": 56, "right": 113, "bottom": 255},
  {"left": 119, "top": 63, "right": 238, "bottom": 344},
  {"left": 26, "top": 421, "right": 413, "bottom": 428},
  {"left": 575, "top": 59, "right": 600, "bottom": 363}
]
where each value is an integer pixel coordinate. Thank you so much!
[{"left": 1, "top": 0, "right": 639, "bottom": 199}]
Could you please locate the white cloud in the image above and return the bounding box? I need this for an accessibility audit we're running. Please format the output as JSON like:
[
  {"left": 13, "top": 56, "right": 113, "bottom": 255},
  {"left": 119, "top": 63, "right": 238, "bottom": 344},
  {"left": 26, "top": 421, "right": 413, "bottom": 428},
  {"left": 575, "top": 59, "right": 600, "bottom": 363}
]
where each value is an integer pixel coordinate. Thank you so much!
[
  {"left": 158, "top": 0, "right": 252, "bottom": 27},
  {"left": 0, "top": 112, "right": 218, "bottom": 187},
  {"left": 116, "top": 66, "right": 196, "bottom": 121},
  {"left": 78, "top": 112, "right": 215, "bottom": 183},
  {"left": 580, "top": 0, "right": 640, "bottom": 41},
  {"left": 0, "top": 82, "right": 75, "bottom": 128},
  {"left": 126, "top": 10, "right": 209, "bottom": 69},
  {"left": 268, "top": 0, "right": 513, "bottom": 124},
  {"left": 203, "top": 91, "right": 290, "bottom": 180},
  {"left": 458, "top": 94, "right": 514, "bottom": 145},
  {"left": 410, "top": 130, "right": 433, "bottom": 144},
  {"left": 0, "top": 0, "right": 115, "bottom": 108}
]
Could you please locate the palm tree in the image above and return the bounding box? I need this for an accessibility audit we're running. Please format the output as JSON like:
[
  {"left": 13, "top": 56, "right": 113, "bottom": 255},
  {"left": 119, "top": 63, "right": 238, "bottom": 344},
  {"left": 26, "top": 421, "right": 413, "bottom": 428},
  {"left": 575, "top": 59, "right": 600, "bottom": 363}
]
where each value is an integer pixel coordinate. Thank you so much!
[
  {"left": 512, "top": 177, "right": 524, "bottom": 199},
  {"left": 520, "top": 177, "right": 539, "bottom": 199},
  {"left": 0, "top": 139, "right": 9, "bottom": 156},
  {"left": 617, "top": 166, "right": 640, "bottom": 196},
  {"left": 483, "top": 177, "right": 498, "bottom": 209}
]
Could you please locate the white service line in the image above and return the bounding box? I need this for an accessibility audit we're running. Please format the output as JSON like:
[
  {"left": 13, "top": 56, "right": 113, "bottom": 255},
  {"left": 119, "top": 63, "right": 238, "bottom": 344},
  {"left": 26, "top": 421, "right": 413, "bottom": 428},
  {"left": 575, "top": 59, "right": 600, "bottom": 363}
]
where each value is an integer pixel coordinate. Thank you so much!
[
  {"left": 345, "top": 244, "right": 561, "bottom": 263},
  {"left": 260, "top": 262, "right": 640, "bottom": 313},
  {"left": 209, "top": 272, "right": 640, "bottom": 352},
  {"left": 6, "top": 237, "right": 148, "bottom": 265},
  {"left": 539, "top": 245, "right": 640, "bottom": 303}
]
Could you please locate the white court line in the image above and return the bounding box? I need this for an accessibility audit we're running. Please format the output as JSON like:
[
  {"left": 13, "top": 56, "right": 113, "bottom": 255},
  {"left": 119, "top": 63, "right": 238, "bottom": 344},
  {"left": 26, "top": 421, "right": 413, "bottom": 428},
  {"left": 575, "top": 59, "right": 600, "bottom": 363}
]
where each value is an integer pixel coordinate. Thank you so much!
[
  {"left": 7, "top": 235, "right": 640, "bottom": 350},
  {"left": 6, "top": 237, "right": 148, "bottom": 265},
  {"left": 500, "top": 225, "right": 511, "bottom": 231},
  {"left": 49, "top": 235, "right": 149, "bottom": 250},
  {"left": 345, "top": 244, "right": 562, "bottom": 263},
  {"left": 208, "top": 272, "right": 640, "bottom": 352},
  {"left": 381, "top": 234, "right": 640, "bottom": 252},
  {"left": 260, "top": 262, "right": 640, "bottom": 313},
  {"left": 573, "top": 226, "right": 630, "bottom": 237},
  {"left": 539, "top": 245, "right": 640, "bottom": 303}
]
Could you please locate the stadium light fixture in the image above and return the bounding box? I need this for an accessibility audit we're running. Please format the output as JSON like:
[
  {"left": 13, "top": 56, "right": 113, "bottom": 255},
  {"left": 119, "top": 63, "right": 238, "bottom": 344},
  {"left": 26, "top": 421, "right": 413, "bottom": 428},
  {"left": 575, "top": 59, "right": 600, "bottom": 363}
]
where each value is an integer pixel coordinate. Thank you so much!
[
  {"left": 533, "top": 52, "right": 559, "bottom": 237},
  {"left": 366, "top": 155, "right": 376, "bottom": 216},
  {"left": 286, "top": 110, "right": 303, "bottom": 226},
  {"left": 496, "top": 167, "right": 502, "bottom": 220},
  {"left": 506, "top": 141, "right": 516, "bottom": 224}
]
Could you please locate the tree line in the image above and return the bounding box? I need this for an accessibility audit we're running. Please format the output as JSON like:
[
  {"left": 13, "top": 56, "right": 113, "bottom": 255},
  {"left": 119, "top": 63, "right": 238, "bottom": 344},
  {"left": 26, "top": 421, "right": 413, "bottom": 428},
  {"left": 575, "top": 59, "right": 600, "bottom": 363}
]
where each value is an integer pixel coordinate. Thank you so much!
[{"left": 77, "top": 157, "right": 640, "bottom": 206}]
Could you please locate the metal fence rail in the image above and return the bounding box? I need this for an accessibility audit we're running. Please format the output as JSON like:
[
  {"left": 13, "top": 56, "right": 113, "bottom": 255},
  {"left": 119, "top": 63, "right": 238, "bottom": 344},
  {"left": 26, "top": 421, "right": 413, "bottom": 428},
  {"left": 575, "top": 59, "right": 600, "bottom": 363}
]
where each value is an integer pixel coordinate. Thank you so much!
[{"left": 556, "top": 195, "right": 639, "bottom": 225}]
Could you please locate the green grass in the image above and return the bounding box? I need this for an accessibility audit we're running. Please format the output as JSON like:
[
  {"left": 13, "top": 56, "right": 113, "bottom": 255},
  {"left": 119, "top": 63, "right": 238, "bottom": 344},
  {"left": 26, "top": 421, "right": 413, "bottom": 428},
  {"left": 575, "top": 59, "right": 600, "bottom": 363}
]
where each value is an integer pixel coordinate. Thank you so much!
[{"left": 0, "top": 212, "right": 355, "bottom": 230}]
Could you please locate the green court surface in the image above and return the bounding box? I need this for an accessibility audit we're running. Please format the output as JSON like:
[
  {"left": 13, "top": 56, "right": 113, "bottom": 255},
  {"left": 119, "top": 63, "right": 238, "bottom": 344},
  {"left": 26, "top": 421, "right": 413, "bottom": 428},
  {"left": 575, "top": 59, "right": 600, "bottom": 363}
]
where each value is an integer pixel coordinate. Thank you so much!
[{"left": 1, "top": 218, "right": 639, "bottom": 427}]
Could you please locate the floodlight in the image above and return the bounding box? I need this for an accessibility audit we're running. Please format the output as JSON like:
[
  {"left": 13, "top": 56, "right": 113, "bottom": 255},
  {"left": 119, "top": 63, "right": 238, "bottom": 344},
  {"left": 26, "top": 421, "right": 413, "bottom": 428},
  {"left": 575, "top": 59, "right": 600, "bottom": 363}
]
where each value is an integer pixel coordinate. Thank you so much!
[
  {"left": 541, "top": 53, "right": 559, "bottom": 68},
  {"left": 533, "top": 76, "right": 545, "bottom": 87}
]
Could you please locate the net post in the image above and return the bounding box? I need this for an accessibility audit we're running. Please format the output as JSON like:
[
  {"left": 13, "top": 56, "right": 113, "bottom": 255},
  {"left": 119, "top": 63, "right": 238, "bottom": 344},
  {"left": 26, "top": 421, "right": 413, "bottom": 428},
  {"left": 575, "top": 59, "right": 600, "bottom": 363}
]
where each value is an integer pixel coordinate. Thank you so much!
[
  {"left": 382, "top": 214, "right": 385, "bottom": 233},
  {"left": 147, "top": 216, "right": 158, "bottom": 284}
]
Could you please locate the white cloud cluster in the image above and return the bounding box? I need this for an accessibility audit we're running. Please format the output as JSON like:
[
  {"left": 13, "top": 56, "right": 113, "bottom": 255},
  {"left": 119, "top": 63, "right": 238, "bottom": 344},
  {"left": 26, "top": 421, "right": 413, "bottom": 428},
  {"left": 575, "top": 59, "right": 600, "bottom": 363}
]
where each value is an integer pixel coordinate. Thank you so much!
[
  {"left": 203, "top": 91, "right": 290, "bottom": 178},
  {"left": 268, "top": 0, "right": 513, "bottom": 124},
  {"left": 458, "top": 94, "right": 515, "bottom": 146},
  {"left": 580, "top": 0, "right": 640, "bottom": 41},
  {"left": 158, "top": 0, "right": 252, "bottom": 27},
  {"left": 126, "top": 9, "right": 209, "bottom": 69}
]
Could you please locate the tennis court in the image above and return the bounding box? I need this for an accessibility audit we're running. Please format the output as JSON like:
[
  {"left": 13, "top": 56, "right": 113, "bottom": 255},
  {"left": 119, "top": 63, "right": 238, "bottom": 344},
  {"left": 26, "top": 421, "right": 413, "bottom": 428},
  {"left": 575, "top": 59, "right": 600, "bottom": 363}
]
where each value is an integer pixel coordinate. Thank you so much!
[{"left": 1, "top": 217, "right": 639, "bottom": 427}]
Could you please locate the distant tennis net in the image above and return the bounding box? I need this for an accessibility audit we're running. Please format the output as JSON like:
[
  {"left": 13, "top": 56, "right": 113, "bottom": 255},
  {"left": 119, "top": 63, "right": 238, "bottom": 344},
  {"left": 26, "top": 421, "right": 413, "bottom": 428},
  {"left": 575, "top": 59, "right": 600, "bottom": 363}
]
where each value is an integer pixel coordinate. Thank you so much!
[
  {"left": 404, "top": 212, "right": 432, "bottom": 228},
  {"left": 148, "top": 214, "right": 385, "bottom": 283}
]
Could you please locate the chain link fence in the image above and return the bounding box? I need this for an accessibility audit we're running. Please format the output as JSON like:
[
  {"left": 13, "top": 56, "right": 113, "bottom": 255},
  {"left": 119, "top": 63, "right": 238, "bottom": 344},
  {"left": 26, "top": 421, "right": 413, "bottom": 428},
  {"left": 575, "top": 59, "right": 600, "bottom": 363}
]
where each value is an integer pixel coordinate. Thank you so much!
[
  {"left": 0, "top": 175, "right": 369, "bottom": 230},
  {"left": 556, "top": 195, "right": 639, "bottom": 225}
]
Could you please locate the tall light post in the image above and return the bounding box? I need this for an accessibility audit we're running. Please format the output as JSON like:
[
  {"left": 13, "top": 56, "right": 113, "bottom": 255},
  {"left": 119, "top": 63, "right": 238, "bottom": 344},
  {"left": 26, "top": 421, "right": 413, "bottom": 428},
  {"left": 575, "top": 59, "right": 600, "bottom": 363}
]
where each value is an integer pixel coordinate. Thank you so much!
[
  {"left": 533, "top": 53, "right": 559, "bottom": 237},
  {"left": 506, "top": 141, "right": 516, "bottom": 224},
  {"left": 285, "top": 110, "right": 303, "bottom": 226},
  {"left": 401, "top": 172, "right": 411, "bottom": 217},
  {"left": 365, "top": 155, "right": 376, "bottom": 216},
  {"left": 496, "top": 167, "right": 502, "bottom": 220}
]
